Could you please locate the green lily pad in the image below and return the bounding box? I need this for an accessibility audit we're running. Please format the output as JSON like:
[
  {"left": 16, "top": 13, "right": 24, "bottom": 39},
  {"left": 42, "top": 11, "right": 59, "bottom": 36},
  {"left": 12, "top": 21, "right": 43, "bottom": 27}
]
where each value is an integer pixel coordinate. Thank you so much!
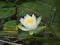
[
  {"left": 34, "top": 26, "right": 47, "bottom": 34},
  {"left": 3, "top": 20, "right": 16, "bottom": 31},
  {"left": 17, "top": 2, "right": 55, "bottom": 17},
  {"left": 18, "top": 30, "right": 30, "bottom": 39},
  {"left": 0, "top": 8, "right": 16, "bottom": 19}
]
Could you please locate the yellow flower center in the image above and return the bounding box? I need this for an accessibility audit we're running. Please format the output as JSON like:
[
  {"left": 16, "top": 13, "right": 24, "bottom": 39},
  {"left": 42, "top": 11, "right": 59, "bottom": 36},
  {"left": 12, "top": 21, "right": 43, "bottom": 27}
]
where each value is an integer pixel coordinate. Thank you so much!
[{"left": 26, "top": 18, "right": 34, "bottom": 24}]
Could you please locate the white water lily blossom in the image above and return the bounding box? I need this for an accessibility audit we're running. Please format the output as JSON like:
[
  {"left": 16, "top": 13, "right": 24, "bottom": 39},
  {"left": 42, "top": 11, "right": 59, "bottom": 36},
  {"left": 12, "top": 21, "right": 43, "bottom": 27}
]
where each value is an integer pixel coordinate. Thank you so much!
[{"left": 18, "top": 14, "right": 42, "bottom": 35}]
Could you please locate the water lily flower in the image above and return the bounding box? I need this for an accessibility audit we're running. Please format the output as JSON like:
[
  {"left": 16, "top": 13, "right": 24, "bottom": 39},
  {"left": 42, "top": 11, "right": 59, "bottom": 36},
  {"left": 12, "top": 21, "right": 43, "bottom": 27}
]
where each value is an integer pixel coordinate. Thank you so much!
[{"left": 18, "top": 14, "right": 42, "bottom": 35}]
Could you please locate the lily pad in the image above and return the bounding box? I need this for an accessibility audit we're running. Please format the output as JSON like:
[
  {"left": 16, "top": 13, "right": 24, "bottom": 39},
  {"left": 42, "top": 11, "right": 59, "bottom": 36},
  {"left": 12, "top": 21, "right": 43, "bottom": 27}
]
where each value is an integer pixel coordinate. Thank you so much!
[
  {"left": 0, "top": 8, "right": 16, "bottom": 19},
  {"left": 34, "top": 26, "right": 47, "bottom": 34},
  {"left": 17, "top": 2, "right": 55, "bottom": 17},
  {"left": 3, "top": 20, "right": 16, "bottom": 31},
  {"left": 18, "top": 30, "right": 30, "bottom": 39}
]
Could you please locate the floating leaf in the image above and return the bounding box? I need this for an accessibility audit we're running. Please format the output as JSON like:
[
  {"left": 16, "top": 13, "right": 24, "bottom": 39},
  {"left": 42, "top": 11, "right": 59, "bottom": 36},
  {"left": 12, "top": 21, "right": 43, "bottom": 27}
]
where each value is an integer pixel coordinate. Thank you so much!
[
  {"left": 18, "top": 30, "right": 29, "bottom": 39},
  {"left": 34, "top": 26, "right": 47, "bottom": 34},
  {"left": 17, "top": 2, "right": 55, "bottom": 17},
  {"left": 0, "top": 8, "right": 16, "bottom": 19},
  {"left": 3, "top": 20, "right": 16, "bottom": 31},
  {"left": 40, "top": 0, "right": 55, "bottom": 6}
]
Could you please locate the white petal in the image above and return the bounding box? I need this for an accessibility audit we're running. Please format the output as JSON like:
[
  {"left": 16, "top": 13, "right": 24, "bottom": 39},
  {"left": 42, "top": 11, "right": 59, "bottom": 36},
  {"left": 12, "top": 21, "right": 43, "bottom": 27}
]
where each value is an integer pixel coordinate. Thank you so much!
[
  {"left": 36, "top": 16, "right": 42, "bottom": 26},
  {"left": 29, "top": 14, "right": 37, "bottom": 29},
  {"left": 29, "top": 30, "right": 34, "bottom": 35},
  {"left": 20, "top": 18, "right": 24, "bottom": 23},
  {"left": 20, "top": 18, "right": 28, "bottom": 27},
  {"left": 24, "top": 14, "right": 36, "bottom": 29},
  {"left": 18, "top": 26, "right": 29, "bottom": 31},
  {"left": 32, "top": 14, "right": 36, "bottom": 21},
  {"left": 20, "top": 18, "right": 31, "bottom": 29},
  {"left": 25, "top": 14, "right": 31, "bottom": 19},
  {"left": 26, "top": 14, "right": 31, "bottom": 17},
  {"left": 28, "top": 23, "right": 37, "bottom": 30}
]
